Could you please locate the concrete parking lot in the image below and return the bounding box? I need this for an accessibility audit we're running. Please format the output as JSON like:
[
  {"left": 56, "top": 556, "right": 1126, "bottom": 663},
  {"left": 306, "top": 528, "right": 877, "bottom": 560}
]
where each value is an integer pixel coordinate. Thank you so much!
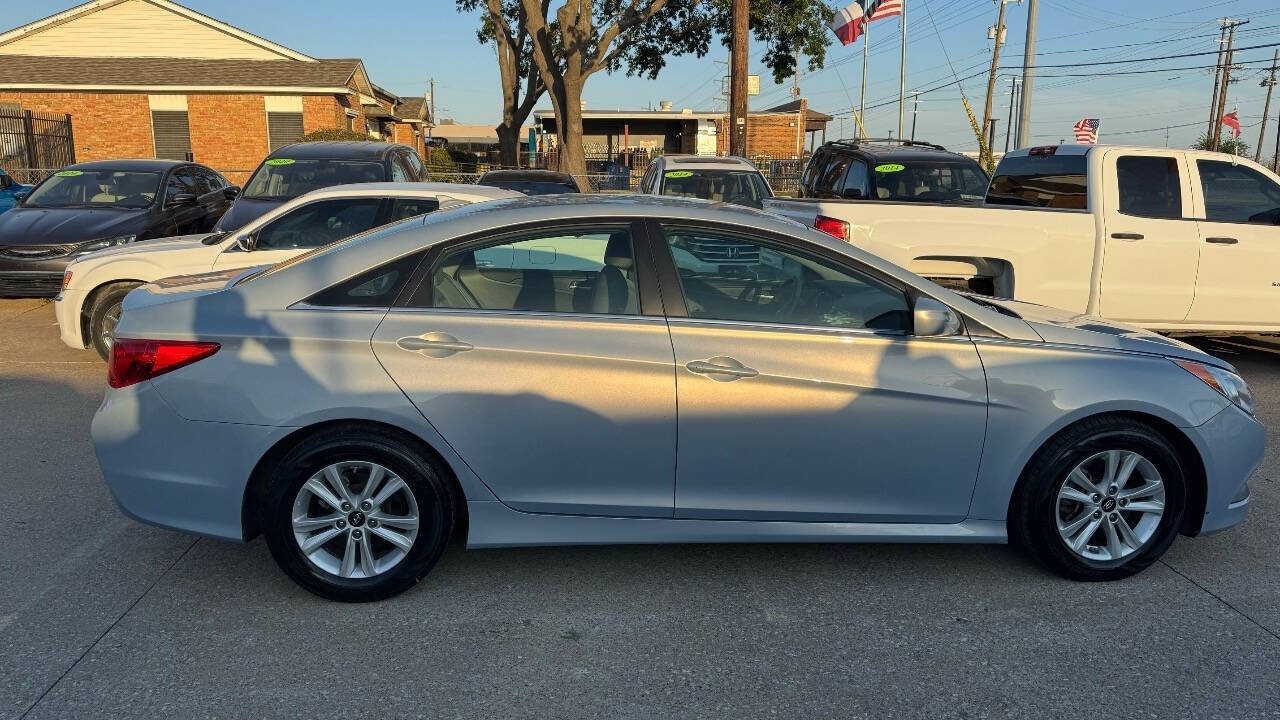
[{"left": 1, "top": 297, "right": 1277, "bottom": 719}]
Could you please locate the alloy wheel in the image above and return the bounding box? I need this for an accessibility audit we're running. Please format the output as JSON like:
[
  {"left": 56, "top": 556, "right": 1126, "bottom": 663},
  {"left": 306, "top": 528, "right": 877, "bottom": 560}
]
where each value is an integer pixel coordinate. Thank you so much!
[
  {"left": 291, "top": 461, "right": 420, "bottom": 579},
  {"left": 1055, "top": 449, "right": 1166, "bottom": 562},
  {"left": 100, "top": 303, "right": 121, "bottom": 351}
]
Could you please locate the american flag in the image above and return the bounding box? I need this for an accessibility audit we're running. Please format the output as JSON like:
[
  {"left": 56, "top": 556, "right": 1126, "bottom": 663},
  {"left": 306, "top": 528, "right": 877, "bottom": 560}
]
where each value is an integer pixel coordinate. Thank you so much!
[
  {"left": 829, "top": 0, "right": 904, "bottom": 45},
  {"left": 1073, "top": 118, "right": 1100, "bottom": 144}
]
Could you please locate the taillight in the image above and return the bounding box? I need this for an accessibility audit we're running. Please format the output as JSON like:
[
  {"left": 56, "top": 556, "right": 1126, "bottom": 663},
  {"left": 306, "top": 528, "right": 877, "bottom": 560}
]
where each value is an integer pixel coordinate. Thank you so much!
[
  {"left": 108, "top": 338, "right": 220, "bottom": 389},
  {"left": 814, "top": 215, "right": 850, "bottom": 241}
]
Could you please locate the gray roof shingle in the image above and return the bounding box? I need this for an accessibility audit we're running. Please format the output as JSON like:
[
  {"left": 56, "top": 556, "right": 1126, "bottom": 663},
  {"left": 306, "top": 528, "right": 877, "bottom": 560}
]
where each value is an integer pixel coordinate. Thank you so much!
[{"left": 0, "top": 55, "right": 361, "bottom": 89}]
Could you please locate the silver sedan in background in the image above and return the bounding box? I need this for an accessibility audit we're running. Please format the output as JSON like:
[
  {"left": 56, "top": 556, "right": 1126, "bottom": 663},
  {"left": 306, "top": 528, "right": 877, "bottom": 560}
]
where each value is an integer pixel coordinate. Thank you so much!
[{"left": 92, "top": 195, "right": 1264, "bottom": 601}]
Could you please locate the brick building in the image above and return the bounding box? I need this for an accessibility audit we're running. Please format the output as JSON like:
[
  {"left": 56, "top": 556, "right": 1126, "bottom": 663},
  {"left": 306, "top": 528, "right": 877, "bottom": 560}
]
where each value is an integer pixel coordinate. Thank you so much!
[{"left": 0, "top": 0, "right": 431, "bottom": 181}]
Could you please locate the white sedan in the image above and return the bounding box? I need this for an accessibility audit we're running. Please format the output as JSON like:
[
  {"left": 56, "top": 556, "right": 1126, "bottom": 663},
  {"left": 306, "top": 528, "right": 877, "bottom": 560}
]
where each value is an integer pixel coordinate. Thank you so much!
[{"left": 56, "top": 182, "right": 519, "bottom": 358}]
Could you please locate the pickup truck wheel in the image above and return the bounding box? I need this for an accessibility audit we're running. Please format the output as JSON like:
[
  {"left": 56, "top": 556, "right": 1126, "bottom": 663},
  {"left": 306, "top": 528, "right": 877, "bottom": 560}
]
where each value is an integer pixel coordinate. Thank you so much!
[
  {"left": 1009, "top": 416, "right": 1185, "bottom": 581},
  {"left": 89, "top": 282, "right": 141, "bottom": 361}
]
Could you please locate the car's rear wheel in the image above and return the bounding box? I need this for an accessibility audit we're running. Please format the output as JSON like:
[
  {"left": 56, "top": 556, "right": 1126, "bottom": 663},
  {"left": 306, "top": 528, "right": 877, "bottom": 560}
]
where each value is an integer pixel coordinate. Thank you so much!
[
  {"left": 89, "top": 282, "right": 140, "bottom": 361},
  {"left": 1010, "top": 417, "right": 1185, "bottom": 581},
  {"left": 261, "top": 427, "right": 455, "bottom": 602}
]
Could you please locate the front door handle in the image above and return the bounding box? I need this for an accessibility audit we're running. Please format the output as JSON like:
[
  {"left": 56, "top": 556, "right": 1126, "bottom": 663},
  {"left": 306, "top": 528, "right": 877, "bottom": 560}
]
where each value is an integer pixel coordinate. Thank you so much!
[
  {"left": 686, "top": 357, "right": 759, "bottom": 381},
  {"left": 1110, "top": 232, "right": 1144, "bottom": 240},
  {"left": 396, "top": 332, "right": 474, "bottom": 358},
  {"left": 1205, "top": 236, "right": 1239, "bottom": 245}
]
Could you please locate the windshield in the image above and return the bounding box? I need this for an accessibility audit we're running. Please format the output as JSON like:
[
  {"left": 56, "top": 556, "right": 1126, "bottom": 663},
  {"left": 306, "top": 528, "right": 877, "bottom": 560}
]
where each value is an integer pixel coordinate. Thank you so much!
[
  {"left": 241, "top": 159, "right": 385, "bottom": 200},
  {"left": 660, "top": 170, "right": 773, "bottom": 209},
  {"left": 24, "top": 170, "right": 160, "bottom": 209},
  {"left": 865, "top": 162, "right": 989, "bottom": 203}
]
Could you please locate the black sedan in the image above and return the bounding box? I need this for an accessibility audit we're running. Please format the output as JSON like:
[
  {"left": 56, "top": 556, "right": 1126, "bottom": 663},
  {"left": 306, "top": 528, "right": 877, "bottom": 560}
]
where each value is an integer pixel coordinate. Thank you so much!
[
  {"left": 476, "top": 169, "right": 580, "bottom": 195},
  {"left": 0, "top": 159, "right": 236, "bottom": 297}
]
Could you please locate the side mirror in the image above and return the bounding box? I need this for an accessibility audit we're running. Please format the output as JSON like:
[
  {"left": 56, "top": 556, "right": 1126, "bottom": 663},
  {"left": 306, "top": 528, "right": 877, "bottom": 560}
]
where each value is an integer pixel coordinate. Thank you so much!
[
  {"left": 13, "top": 191, "right": 29, "bottom": 205},
  {"left": 236, "top": 233, "right": 257, "bottom": 252},
  {"left": 842, "top": 187, "right": 864, "bottom": 199},
  {"left": 913, "top": 297, "right": 962, "bottom": 337},
  {"left": 223, "top": 185, "right": 240, "bottom": 200},
  {"left": 168, "top": 193, "right": 197, "bottom": 207},
  {"left": 0, "top": 175, "right": 11, "bottom": 189}
]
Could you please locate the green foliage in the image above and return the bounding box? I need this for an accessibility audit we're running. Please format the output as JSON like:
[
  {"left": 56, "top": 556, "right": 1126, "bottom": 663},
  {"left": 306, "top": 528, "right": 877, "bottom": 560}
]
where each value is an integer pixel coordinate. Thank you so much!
[
  {"left": 1192, "top": 132, "right": 1250, "bottom": 157},
  {"left": 425, "top": 146, "right": 459, "bottom": 175},
  {"left": 298, "top": 128, "right": 374, "bottom": 143}
]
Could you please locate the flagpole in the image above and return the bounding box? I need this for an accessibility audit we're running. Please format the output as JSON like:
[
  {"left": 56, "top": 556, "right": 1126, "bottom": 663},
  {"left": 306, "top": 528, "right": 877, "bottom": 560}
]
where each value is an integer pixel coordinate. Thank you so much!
[
  {"left": 859, "top": 22, "right": 869, "bottom": 140},
  {"left": 898, "top": 2, "right": 907, "bottom": 142}
]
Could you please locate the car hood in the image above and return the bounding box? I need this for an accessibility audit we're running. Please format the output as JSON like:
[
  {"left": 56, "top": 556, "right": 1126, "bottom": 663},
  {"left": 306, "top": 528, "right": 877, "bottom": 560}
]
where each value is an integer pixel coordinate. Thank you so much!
[
  {"left": 79, "top": 232, "right": 219, "bottom": 260},
  {"left": 0, "top": 206, "right": 147, "bottom": 246},
  {"left": 972, "top": 296, "right": 1222, "bottom": 367},
  {"left": 214, "top": 198, "right": 283, "bottom": 232}
]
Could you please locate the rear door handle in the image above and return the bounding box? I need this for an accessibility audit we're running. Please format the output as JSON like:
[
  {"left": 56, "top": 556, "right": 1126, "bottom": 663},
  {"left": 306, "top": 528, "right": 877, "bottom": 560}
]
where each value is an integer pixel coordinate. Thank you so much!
[
  {"left": 396, "top": 332, "right": 474, "bottom": 358},
  {"left": 1110, "top": 232, "right": 1144, "bottom": 240},
  {"left": 686, "top": 357, "right": 759, "bottom": 381},
  {"left": 1205, "top": 236, "right": 1239, "bottom": 245}
]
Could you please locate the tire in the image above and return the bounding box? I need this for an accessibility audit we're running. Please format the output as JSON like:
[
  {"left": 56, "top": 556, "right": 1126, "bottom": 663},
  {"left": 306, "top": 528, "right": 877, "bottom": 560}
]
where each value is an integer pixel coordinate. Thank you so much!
[
  {"left": 261, "top": 426, "right": 456, "bottom": 602},
  {"left": 89, "top": 282, "right": 141, "bottom": 361},
  {"left": 1009, "top": 416, "right": 1186, "bottom": 581}
]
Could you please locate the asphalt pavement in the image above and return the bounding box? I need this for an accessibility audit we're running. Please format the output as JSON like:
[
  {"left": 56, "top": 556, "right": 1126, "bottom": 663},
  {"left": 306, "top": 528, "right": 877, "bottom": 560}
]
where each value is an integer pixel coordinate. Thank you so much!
[{"left": 1, "top": 298, "right": 1277, "bottom": 719}]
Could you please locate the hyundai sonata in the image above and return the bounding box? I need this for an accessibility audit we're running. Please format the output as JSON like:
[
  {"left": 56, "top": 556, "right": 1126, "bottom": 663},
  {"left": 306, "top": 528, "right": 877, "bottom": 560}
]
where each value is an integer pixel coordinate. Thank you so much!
[{"left": 93, "top": 195, "right": 1264, "bottom": 601}]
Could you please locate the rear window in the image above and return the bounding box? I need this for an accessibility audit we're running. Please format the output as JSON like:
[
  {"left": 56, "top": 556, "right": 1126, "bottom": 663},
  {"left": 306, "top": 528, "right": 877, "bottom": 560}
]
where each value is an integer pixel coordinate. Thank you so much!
[
  {"left": 865, "top": 161, "right": 989, "bottom": 203},
  {"left": 480, "top": 180, "right": 578, "bottom": 196},
  {"left": 986, "top": 154, "right": 1088, "bottom": 209},
  {"left": 660, "top": 169, "right": 773, "bottom": 208}
]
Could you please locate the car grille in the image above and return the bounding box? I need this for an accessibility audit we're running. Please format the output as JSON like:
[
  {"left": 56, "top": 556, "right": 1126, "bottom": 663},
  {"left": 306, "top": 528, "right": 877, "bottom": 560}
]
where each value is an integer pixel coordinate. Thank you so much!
[
  {"left": 682, "top": 239, "right": 760, "bottom": 264},
  {"left": 0, "top": 272, "right": 64, "bottom": 295},
  {"left": 0, "top": 244, "right": 80, "bottom": 260}
]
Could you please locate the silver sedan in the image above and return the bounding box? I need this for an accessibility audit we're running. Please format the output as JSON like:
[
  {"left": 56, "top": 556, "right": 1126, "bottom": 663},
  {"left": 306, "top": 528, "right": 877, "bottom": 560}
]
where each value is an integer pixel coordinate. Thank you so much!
[{"left": 93, "top": 195, "right": 1264, "bottom": 601}]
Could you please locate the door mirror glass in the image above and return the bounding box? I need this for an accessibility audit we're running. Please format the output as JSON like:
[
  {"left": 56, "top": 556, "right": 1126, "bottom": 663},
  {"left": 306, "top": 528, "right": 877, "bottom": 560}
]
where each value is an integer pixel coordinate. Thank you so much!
[
  {"left": 167, "top": 192, "right": 197, "bottom": 206},
  {"left": 13, "top": 191, "right": 29, "bottom": 204},
  {"left": 913, "top": 296, "right": 962, "bottom": 337},
  {"left": 237, "top": 233, "right": 256, "bottom": 252},
  {"left": 223, "top": 185, "right": 240, "bottom": 200},
  {"left": 0, "top": 174, "right": 11, "bottom": 189}
]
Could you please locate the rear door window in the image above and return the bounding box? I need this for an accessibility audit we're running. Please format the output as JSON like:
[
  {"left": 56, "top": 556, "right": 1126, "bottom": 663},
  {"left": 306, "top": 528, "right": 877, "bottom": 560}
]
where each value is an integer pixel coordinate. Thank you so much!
[
  {"left": 815, "top": 154, "right": 853, "bottom": 197},
  {"left": 1117, "top": 156, "right": 1182, "bottom": 219},
  {"left": 986, "top": 154, "right": 1088, "bottom": 209}
]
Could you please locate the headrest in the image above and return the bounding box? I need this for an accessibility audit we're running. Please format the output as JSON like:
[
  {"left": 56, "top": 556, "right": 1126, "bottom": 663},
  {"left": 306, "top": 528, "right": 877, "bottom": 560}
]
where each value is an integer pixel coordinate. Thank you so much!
[{"left": 603, "top": 233, "right": 633, "bottom": 270}]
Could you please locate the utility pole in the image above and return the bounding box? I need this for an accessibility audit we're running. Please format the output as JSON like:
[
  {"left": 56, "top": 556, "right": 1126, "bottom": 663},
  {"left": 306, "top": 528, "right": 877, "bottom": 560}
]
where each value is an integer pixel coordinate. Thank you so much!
[
  {"left": 1004, "top": 77, "right": 1019, "bottom": 152},
  {"left": 1207, "top": 22, "right": 1228, "bottom": 138},
  {"left": 729, "top": 0, "right": 748, "bottom": 157},
  {"left": 909, "top": 91, "right": 921, "bottom": 142},
  {"left": 1256, "top": 50, "right": 1278, "bottom": 163},
  {"left": 428, "top": 77, "right": 435, "bottom": 143},
  {"left": 898, "top": 1, "right": 908, "bottom": 142},
  {"left": 1211, "top": 20, "right": 1247, "bottom": 151},
  {"left": 982, "top": 0, "right": 1012, "bottom": 167},
  {"left": 792, "top": 50, "right": 802, "bottom": 99},
  {"left": 986, "top": 119, "right": 998, "bottom": 159},
  {"left": 859, "top": 22, "right": 871, "bottom": 140},
  {"left": 1015, "top": 0, "right": 1037, "bottom": 148}
]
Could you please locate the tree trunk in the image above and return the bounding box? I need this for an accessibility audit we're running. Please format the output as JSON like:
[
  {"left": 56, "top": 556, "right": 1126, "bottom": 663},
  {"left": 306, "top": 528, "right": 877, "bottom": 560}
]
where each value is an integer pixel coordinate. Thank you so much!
[
  {"left": 496, "top": 123, "right": 521, "bottom": 168},
  {"left": 554, "top": 79, "right": 589, "bottom": 191}
]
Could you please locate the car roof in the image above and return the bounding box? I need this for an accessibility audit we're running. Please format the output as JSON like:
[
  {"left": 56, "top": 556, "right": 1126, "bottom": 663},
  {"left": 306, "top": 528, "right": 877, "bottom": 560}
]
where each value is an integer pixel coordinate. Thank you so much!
[
  {"left": 478, "top": 169, "right": 576, "bottom": 183},
  {"left": 661, "top": 155, "right": 758, "bottom": 171},
  {"left": 302, "top": 182, "right": 523, "bottom": 200},
  {"left": 266, "top": 141, "right": 404, "bottom": 160},
  {"left": 64, "top": 159, "right": 189, "bottom": 172},
  {"left": 819, "top": 141, "right": 977, "bottom": 162}
]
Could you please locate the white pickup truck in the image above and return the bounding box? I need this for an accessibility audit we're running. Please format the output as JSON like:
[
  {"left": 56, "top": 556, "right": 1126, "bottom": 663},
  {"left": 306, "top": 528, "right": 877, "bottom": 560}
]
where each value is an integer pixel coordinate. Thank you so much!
[{"left": 763, "top": 144, "right": 1280, "bottom": 334}]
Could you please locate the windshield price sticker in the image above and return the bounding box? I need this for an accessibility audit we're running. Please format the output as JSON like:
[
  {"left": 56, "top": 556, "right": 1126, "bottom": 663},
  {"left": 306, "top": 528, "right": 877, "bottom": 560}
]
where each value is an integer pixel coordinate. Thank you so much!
[
  {"left": 664, "top": 170, "right": 694, "bottom": 178},
  {"left": 265, "top": 158, "right": 296, "bottom": 166},
  {"left": 874, "top": 163, "right": 905, "bottom": 173},
  {"left": 54, "top": 170, "right": 84, "bottom": 177}
]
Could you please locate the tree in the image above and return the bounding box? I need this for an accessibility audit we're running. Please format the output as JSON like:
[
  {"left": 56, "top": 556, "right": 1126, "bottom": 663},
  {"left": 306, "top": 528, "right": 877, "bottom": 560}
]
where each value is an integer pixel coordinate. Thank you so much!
[
  {"left": 463, "top": 0, "right": 833, "bottom": 189},
  {"left": 299, "top": 128, "right": 372, "bottom": 142},
  {"left": 1192, "top": 132, "right": 1250, "bottom": 157},
  {"left": 457, "top": 0, "right": 550, "bottom": 168}
]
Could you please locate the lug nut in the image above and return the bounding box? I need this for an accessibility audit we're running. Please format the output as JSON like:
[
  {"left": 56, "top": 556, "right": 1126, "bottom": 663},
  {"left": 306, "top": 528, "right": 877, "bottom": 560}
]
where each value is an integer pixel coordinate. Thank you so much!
[
  {"left": 360, "top": 501, "right": 372, "bottom": 511},
  {"left": 368, "top": 519, "right": 379, "bottom": 528},
  {"left": 1119, "top": 499, "right": 1128, "bottom": 507},
  {"left": 341, "top": 502, "right": 352, "bottom": 512},
  {"left": 1107, "top": 486, "right": 1117, "bottom": 496},
  {"left": 1093, "top": 510, "right": 1102, "bottom": 519},
  {"left": 352, "top": 530, "right": 363, "bottom": 540},
  {"left": 1109, "top": 513, "right": 1118, "bottom": 522},
  {"left": 336, "top": 520, "right": 347, "bottom": 529},
  {"left": 1091, "top": 494, "right": 1101, "bottom": 502}
]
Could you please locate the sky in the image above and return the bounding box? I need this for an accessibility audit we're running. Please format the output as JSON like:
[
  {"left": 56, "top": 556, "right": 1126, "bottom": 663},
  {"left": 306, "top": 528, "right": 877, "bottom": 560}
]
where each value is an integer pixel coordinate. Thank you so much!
[{"left": 4, "top": 0, "right": 1280, "bottom": 158}]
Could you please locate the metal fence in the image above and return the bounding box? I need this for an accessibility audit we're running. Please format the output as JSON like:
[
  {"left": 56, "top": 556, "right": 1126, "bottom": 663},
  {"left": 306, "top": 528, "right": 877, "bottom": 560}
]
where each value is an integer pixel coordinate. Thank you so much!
[{"left": 0, "top": 110, "right": 75, "bottom": 177}]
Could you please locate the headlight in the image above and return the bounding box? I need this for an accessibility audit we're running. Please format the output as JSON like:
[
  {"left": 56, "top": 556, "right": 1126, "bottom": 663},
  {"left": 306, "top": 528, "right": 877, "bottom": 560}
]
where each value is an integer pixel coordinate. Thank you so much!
[
  {"left": 74, "top": 234, "right": 137, "bottom": 256},
  {"left": 1173, "top": 359, "right": 1255, "bottom": 416}
]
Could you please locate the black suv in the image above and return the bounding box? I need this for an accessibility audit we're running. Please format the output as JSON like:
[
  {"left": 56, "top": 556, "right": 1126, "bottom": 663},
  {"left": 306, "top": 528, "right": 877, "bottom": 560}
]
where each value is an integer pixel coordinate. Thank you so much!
[
  {"left": 798, "top": 139, "right": 990, "bottom": 204},
  {"left": 215, "top": 141, "right": 426, "bottom": 232}
]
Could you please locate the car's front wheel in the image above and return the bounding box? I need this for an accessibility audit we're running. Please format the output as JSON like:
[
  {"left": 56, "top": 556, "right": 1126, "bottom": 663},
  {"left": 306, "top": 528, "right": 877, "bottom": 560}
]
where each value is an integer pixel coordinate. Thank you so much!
[
  {"left": 261, "top": 427, "right": 456, "bottom": 602},
  {"left": 89, "top": 282, "right": 141, "bottom": 361},
  {"left": 1010, "top": 416, "right": 1186, "bottom": 581}
]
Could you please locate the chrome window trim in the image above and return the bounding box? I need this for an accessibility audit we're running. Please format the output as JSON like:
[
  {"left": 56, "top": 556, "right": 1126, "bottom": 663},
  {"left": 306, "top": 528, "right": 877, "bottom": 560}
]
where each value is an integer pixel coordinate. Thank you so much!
[
  {"left": 287, "top": 302, "right": 389, "bottom": 312},
  {"left": 666, "top": 315, "right": 910, "bottom": 339},
  {"left": 384, "top": 305, "right": 666, "bottom": 324}
]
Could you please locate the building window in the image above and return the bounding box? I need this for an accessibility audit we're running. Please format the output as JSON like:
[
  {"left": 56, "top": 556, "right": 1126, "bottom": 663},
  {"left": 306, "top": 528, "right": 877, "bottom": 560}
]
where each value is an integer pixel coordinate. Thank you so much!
[
  {"left": 149, "top": 95, "right": 190, "bottom": 161},
  {"left": 264, "top": 96, "right": 304, "bottom": 151}
]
